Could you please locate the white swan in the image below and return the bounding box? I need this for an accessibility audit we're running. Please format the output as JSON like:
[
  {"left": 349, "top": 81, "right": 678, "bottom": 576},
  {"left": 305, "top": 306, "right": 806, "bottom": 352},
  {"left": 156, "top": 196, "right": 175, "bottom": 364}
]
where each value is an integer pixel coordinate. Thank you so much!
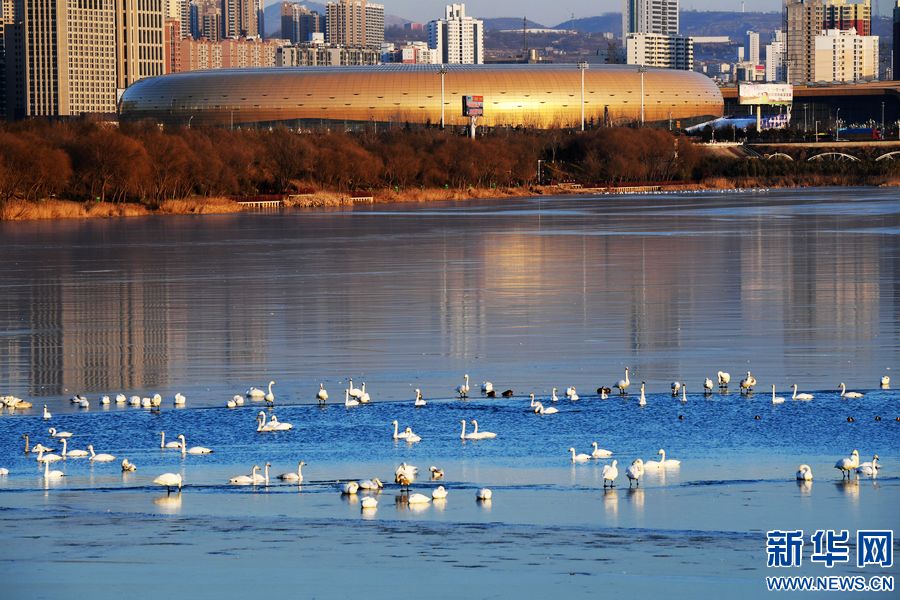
[
  {"left": 151, "top": 393, "right": 163, "bottom": 407},
  {"left": 178, "top": 435, "right": 213, "bottom": 455},
  {"left": 481, "top": 381, "right": 493, "bottom": 395},
  {"left": 100, "top": 395, "right": 110, "bottom": 405},
  {"left": 394, "top": 463, "right": 418, "bottom": 484},
  {"left": 357, "top": 382, "right": 370, "bottom": 404},
  {"left": 857, "top": 455, "right": 879, "bottom": 478},
  {"left": 229, "top": 465, "right": 259, "bottom": 485},
  {"left": 256, "top": 412, "right": 275, "bottom": 432},
  {"left": 115, "top": 394, "right": 127, "bottom": 404},
  {"left": 796, "top": 464, "right": 813, "bottom": 481},
  {"left": 459, "top": 419, "right": 478, "bottom": 440},
  {"left": 414, "top": 388, "right": 426, "bottom": 407},
  {"left": 226, "top": 397, "right": 237, "bottom": 409},
  {"left": 344, "top": 389, "right": 359, "bottom": 407},
  {"left": 48, "top": 427, "right": 72, "bottom": 438},
  {"left": 602, "top": 460, "right": 618, "bottom": 487},
  {"left": 645, "top": 448, "right": 680, "bottom": 468},
  {"left": 431, "top": 485, "right": 448, "bottom": 500},
  {"left": 403, "top": 427, "right": 421, "bottom": 443},
  {"left": 128, "top": 395, "right": 141, "bottom": 406},
  {"left": 551, "top": 387, "right": 559, "bottom": 402},
  {"left": 834, "top": 449, "right": 859, "bottom": 479},
  {"left": 174, "top": 393, "right": 186, "bottom": 406},
  {"left": 153, "top": 472, "right": 182, "bottom": 492},
  {"left": 476, "top": 488, "right": 492, "bottom": 500},
  {"left": 534, "top": 401, "right": 558, "bottom": 415},
  {"left": 717, "top": 371, "right": 731, "bottom": 388},
  {"left": 771, "top": 385, "right": 785, "bottom": 405},
  {"left": 251, "top": 463, "right": 270, "bottom": 485},
  {"left": 359, "top": 478, "right": 383, "bottom": 491},
  {"left": 361, "top": 497, "right": 378, "bottom": 509},
  {"left": 565, "top": 386, "right": 578, "bottom": 400},
  {"left": 470, "top": 419, "right": 496, "bottom": 439},
  {"left": 140, "top": 397, "right": 151, "bottom": 408},
  {"left": 0, "top": 468, "right": 9, "bottom": 476},
  {"left": 569, "top": 447, "right": 591, "bottom": 463},
  {"left": 671, "top": 381, "right": 681, "bottom": 396},
  {"left": 881, "top": 375, "right": 890, "bottom": 388},
  {"left": 278, "top": 461, "right": 306, "bottom": 482},
  {"left": 792, "top": 384, "right": 814, "bottom": 401},
  {"left": 341, "top": 481, "right": 360, "bottom": 495},
  {"left": 429, "top": 466, "right": 444, "bottom": 479},
  {"left": 43, "top": 405, "right": 52, "bottom": 420},
  {"left": 680, "top": 385, "right": 687, "bottom": 403},
  {"left": 160, "top": 432, "right": 182, "bottom": 449},
  {"left": 348, "top": 378, "right": 362, "bottom": 399},
  {"left": 638, "top": 382, "right": 646, "bottom": 407},
  {"left": 35, "top": 448, "right": 61, "bottom": 463},
  {"left": 317, "top": 383, "right": 328, "bottom": 404},
  {"left": 626, "top": 458, "right": 644, "bottom": 487},
  {"left": 264, "top": 380, "right": 276, "bottom": 405},
  {"left": 407, "top": 493, "right": 431, "bottom": 504},
  {"left": 616, "top": 368, "right": 630, "bottom": 395},
  {"left": 234, "top": 395, "right": 244, "bottom": 405},
  {"left": 43, "top": 460, "right": 65, "bottom": 480},
  {"left": 246, "top": 385, "right": 265, "bottom": 399},
  {"left": 121, "top": 458, "right": 137, "bottom": 472},
  {"left": 61, "top": 439, "right": 89, "bottom": 458},
  {"left": 88, "top": 445, "right": 116, "bottom": 462},
  {"left": 592, "top": 442, "right": 613, "bottom": 459},
  {"left": 839, "top": 383, "right": 863, "bottom": 399},
  {"left": 392, "top": 420, "right": 409, "bottom": 440},
  {"left": 740, "top": 371, "right": 756, "bottom": 393},
  {"left": 456, "top": 374, "right": 470, "bottom": 399},
  {"left": 703, "top": 378, "right": 714, "bottom": 393},
  {"left": 267, "top": 415, "right": 293, "bottom": 431}
]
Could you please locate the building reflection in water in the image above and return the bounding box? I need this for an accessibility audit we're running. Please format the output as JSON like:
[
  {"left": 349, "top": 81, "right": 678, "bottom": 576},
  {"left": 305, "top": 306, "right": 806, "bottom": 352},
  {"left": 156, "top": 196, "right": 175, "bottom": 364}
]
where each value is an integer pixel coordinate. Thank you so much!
[{"left": 0, "top": 191, "right": 895, "bottom": 400}]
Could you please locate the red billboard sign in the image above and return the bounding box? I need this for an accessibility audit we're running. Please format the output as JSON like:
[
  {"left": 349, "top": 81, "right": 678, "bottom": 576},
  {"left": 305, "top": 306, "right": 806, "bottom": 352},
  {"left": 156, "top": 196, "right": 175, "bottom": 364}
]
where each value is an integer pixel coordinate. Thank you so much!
[{"left": 463, "top": 95, "right": 484, "bottom": 117}]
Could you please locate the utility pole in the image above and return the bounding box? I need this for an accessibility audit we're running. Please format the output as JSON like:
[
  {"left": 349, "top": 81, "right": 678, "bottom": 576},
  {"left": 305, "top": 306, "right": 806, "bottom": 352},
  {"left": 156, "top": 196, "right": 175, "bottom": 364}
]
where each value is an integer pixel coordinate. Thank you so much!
[
  {"left": 439, "top": 65, "right": 448, "bottom": 129},
  {"left": 578, "top": 61, "right": 588, "bottom": 131},
  {"left": 638, "top": 65, "right": 647, "bottom": 125}
]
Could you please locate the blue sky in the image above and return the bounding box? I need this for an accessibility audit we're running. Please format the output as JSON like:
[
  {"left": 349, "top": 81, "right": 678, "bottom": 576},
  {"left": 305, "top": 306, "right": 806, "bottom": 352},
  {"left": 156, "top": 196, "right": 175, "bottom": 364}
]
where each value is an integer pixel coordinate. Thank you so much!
[{"left": 372, "top": 1, "right": 783, "bottom": 25}]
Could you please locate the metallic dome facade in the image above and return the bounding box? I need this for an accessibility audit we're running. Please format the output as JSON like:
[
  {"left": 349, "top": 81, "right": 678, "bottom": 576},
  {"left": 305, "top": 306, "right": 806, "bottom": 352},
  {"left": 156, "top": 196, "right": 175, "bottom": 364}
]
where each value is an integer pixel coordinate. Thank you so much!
[{"left": 119, "top": 64, "right": 723, "bottom": 129}]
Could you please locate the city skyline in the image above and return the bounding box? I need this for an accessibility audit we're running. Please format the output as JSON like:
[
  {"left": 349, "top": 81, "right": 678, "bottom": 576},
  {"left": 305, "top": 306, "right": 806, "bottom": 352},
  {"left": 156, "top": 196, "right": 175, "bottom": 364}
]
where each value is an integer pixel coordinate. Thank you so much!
[{"left": 262, "top": 0, "right": 787, "bottom": 26}]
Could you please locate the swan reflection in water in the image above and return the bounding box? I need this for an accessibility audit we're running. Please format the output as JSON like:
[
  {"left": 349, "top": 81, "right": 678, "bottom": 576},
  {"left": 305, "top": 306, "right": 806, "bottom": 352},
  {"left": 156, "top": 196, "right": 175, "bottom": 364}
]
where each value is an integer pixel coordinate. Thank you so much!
[
  {"left": 835, "top": 479, "right": 860, "bottom": 503},
  {"left": 796, "top": 480, "right": 813, "bottom": 496},
  {"left": 602, "top": 488, "right": 618, "bottom": 519},
  {"left": 627, "top": 487, "right": 645, "bottom": 512},
  {"left": 153, "top": 492, "right": 183, "bottom": 514}
]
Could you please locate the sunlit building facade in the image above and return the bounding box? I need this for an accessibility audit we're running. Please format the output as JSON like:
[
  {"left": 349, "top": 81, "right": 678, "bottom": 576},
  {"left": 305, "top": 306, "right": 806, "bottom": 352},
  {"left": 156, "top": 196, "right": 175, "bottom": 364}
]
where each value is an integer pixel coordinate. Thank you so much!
[{"left": 119, "top": 64, "right": 722, "bottom": 129}]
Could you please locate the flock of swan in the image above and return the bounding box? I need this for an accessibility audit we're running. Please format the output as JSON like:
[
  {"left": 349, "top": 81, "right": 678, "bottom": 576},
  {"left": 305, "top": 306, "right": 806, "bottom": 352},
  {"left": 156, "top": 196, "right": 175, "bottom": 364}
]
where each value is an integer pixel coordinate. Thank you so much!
[{"left": 1, "top": 369, "right": 892, "bottom": 512}]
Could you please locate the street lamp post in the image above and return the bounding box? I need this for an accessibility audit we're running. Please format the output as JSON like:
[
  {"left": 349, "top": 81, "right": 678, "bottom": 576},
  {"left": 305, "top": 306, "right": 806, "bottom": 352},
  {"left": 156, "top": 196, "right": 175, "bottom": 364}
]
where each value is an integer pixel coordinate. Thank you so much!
[
  {"left": 802, "top": 103, "right": 807, "bottom": 134},
  {"left": 577, "top": 61, "right": 588, "bottom": 131},
  {"left": 439, "top": 64, "right": 448, "bottom": 130},
  {"left": 537, "top": 159, "right": 544, "bottom": 185},
  {"left": 815, "top": 120, "right": 819, "bottom": 141},
  {"left": 835, "top": 108, "right": 841, "bottom": 141},
  {"left": 638, "top": 64, "right": 647, "bottom": 126},
  {"left": 881, "top": 101, "right": 885, "bottom": 136}
]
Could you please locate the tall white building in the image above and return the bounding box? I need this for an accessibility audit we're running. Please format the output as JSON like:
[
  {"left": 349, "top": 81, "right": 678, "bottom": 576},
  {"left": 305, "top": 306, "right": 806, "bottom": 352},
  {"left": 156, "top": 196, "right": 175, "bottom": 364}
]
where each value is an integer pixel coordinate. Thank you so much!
[
  {"left": 746, "top": 31, "right": 759, "bottom": 65},
  {"left": 812, "top": 28, "right": 878, "bottom": 82},
  {"left": 765, "top": 30, "right": 786, "bottom": 81},
  {"left": 623, "top": 0, "right": 679, "bottom": 39},
  {"left": 427, "top": 3, "right": 483, "bottom": 64},
  {"left": 626, "top": 33, "right": 693, "bottom": 70}
]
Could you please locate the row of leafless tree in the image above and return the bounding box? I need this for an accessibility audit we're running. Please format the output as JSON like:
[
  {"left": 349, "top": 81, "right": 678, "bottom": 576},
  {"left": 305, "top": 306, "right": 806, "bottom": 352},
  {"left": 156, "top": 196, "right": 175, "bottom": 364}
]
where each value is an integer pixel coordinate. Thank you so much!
[{"left": 5, "top": 120, "right": 878, "bottom": 205}]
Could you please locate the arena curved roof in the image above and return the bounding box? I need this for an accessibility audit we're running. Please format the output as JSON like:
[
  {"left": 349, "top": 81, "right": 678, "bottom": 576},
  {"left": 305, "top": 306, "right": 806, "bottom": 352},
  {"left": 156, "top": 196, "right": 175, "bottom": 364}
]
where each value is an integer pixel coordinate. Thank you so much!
[{"left": 119, "top": 64, "right": 723, "bottom": 129}]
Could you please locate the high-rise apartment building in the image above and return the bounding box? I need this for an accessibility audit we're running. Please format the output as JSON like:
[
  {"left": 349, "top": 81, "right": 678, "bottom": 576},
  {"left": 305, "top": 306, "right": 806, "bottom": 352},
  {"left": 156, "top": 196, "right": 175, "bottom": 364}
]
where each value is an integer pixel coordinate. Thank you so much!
[
  {"left": 623, "top": 0, "right": 679, "bottom": 39},
  {"left": 626, "top": 33, "right": 693, "bottom": 70},
  {"left": 427, "top": 3, "right": 483, "bottom": 64},
  {"left": 746, "top": 30, "right": 760, "bottom": 65},
  {"left": 765, "top": 30, "right": 786, "bottom": 81},
  {"left": 784, "top": 0, "right": 871, "bottom": 83},
  {"left": 116, "top": 0, "right": 166, "bottom": 92},
  {"left": 1, "top": 0, "right": 12, "bottom": 119},
  {"left": 12, "top": 0, "right": 118, "bottom": 117},
  {"left": 893, "top": 0, "right": 900, "bottom": 80},
  {"left": 326, "top": 0, "right": 384, "bottom": 49},
  {"left": 813, "top": 27, "right": 878, "bottom": 82},
  {"left": 167, "top": 0, "right": 191, "bottom": 39},
  {"left": 221, "top": 0, "right": 258, "bottom": 38},
  {"left": 281, "top": 2, "right": 324, "bottom": 44}
]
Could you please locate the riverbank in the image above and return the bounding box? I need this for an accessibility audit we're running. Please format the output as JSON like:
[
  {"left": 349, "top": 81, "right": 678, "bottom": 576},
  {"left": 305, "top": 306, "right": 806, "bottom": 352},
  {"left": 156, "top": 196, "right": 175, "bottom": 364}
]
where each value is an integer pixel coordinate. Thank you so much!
[{"left": 2, "top": 177, "right": 898, "bottom": 221}]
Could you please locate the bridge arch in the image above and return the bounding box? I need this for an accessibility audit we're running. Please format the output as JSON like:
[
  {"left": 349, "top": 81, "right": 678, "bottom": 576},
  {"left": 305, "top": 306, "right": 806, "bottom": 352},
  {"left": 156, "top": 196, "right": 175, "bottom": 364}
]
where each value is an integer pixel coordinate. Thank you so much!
[
  {"left": 875, "top": 151, "right": 900, "bottom": 162},
  {"left": 766, "top": 153, "right": 794, "bottom": 161},
  {"left": 807, "top": 152, "right": 860, "bottom": 162}
]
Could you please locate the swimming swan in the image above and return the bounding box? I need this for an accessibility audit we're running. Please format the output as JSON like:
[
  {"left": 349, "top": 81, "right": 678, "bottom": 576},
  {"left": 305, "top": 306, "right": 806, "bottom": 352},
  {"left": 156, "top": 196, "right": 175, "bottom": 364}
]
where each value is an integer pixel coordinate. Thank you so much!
[
  {"left": 431, "top": 486, "right": 448, "bottom": 500},
  {"left": 476, "top": 488, "right": 492, "bottom": 500},
  {"left": 403, "top": 427, "right": 421, "bottom": 443},
  {"left": 229, "top": 465, "right": 260, "bottom": 485},
  {"left": 88, "top": 445, "right": 115, "bottom": 462},
  {"left": 591, "top": 442, "right": 613, "bottom": 459},
  {"left": 174, "top": 393, "right": 186, "bottom": 406},
  {"left": 251, "top": 463, "right": 270, "bottom": 485},
  {"left": 839, "top": 383, "right": 863, "bottom": 399},
  {"left": 638, "top": 382, "right": 646, "bottom": 407},
  {"left": 345, "top": 389, "right": 359, "bottom": 407},
  {"left": 278, "top": 461, "right": 306, "bottom": 482},
  {"left": 771, "top": 385, "right": 785, "bottom": 405},
  {"left": 459, "top": 419, "right": 478, "bottom": 440},
  {"left": 43, "top": 460, "right": 65, "bottom": 480},
  {"left": 43, "top": 405, "right": 52, "bottom": 420},
  {"left": 534, "top": 401, "right": 558, "bottom": 415},
  {"left": 645, "top": 449, "right": 680, "bottom": 468},
  {"left": 569, "top": 447, "right": 591, "bottom": 463},
  {"left": 414, "top": 388, "right": 426, "bottom": 407},
  {"left": 392, "top": 420, "right": 410, "bottom": 440},
  {"left": 160, "top": 431, "right": 183, "bottom": 449},
  {"left": 178, "top": 435, "right": 213, "bottom": 455},
  {"left": 792, "top": 384, "right": 814, "bottom": 401},
  {"left": 796, "top": 464, "right": 813, "bottom": 481},
  {"left": 48, "top": 427, "right": 72, "bottom": 438},
  {"left": 857, "top": 455, "right": 879, "bottom": 478},
  {"left": 61, "top": 439, "right": 88, "bottom": 458},
  {"left": 470, "top": 420, "right": 496, "bottom": 439}
]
